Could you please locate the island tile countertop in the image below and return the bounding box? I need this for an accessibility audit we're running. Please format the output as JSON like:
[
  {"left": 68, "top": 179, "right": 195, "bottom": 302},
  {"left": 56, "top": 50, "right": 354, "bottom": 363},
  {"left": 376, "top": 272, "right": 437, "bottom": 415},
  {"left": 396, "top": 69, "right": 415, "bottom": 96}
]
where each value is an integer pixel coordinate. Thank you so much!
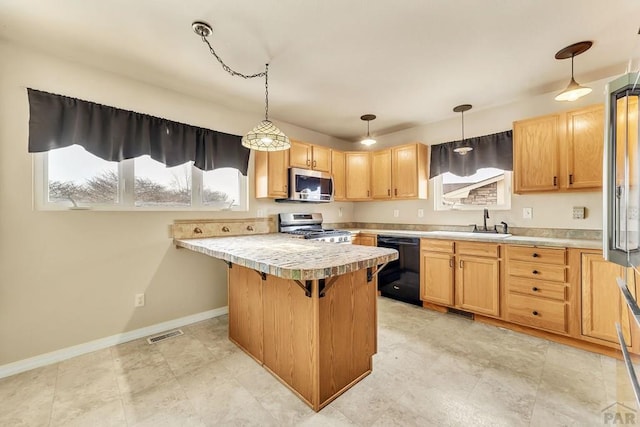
[
  {"left": 345, "top": 229, "right": 601, "bottom": 249},
  {"left": 175, "top": 234, "right": 398, "bottom": 280}
]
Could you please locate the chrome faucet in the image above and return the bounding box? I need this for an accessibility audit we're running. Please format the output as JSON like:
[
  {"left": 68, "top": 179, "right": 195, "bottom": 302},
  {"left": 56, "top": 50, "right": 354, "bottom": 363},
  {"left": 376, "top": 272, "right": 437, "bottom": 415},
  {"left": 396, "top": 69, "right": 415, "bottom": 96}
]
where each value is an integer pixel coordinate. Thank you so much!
[{"left": 483, "top": 208, "right": 489, "bottom": 231}]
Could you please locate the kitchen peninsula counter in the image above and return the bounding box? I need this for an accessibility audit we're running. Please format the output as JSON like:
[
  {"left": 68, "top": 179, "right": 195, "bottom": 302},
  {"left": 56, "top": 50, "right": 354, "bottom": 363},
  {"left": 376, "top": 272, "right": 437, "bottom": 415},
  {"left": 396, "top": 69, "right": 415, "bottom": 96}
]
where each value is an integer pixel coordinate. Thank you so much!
[{"left": 175, "top": 233, "right": 398, "bottom": 411}]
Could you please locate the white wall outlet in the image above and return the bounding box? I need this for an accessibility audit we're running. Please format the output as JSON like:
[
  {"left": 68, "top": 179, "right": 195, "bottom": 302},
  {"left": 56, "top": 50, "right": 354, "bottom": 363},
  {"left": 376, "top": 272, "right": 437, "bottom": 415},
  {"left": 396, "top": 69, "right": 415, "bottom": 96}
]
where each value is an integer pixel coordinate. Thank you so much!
[
  {"left": 522, "top": 207, "right": 533, "bottom": 219},
  {"left": 417, "top": 209, "right": 424, "bottom": 218},
  {"left": 393, "top": 209, "right": 400, "bottom": 218},
  {"left": 134, "top": 293, "right": 145, "bottom": 307},
  {"left": 572, "top": 206, "right": 586, "bottom": 219},
  {"left": 338, "top": 207, "right": 343, "bottom": 217}
]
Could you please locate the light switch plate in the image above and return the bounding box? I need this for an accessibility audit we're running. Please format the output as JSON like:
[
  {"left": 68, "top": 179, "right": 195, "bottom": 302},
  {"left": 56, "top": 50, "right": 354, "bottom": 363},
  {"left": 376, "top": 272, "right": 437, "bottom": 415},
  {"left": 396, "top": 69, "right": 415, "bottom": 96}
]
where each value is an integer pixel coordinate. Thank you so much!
[
  {"left": 573, "top": 206, "right": 586, "bottom": 219},
  {"left": 417, "top": 209, "right": 424, "bottom": 218},
  {"left": 393, "top": 209, "right": 400, "bottom": 218},
  {"left": 523, "top": 207, "right": 533, "bottom": 219}
]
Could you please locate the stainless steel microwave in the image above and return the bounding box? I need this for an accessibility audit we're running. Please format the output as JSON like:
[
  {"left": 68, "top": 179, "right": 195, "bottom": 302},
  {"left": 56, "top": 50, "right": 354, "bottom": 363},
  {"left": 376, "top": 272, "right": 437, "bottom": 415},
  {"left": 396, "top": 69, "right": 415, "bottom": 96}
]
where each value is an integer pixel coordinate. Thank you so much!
[{"left": 284, "top": 167, "right": 334, "bottom": 202}]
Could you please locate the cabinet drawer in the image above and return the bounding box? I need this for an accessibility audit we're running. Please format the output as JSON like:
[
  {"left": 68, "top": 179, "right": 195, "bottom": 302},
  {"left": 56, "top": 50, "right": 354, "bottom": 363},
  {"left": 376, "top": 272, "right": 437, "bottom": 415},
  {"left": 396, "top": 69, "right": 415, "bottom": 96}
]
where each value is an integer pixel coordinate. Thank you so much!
[
  {"left": 507, "top": 246, "right": 566, "bottom": 265},
  {"left": 507, "top": 276, "right": 566, "bottom": 301},
  {"left": 456, "top": 241, "right": 499, "bottom": 258},
  {"left": 508, "top": 260, "right": 566, "bottom": 282},
  {"left": 420, "top": 239, "right": 454, "bottom": 254},
  {"left": 506, "top": 293, "right": 567, "bottom": 333}
]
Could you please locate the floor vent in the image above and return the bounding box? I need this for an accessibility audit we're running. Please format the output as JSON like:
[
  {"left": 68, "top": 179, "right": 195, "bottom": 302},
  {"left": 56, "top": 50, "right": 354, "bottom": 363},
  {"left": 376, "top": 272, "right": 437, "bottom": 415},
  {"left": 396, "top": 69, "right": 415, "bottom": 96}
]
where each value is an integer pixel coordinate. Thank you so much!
[
  {"left": 447, "top": 308, "right": 474, "bottom": 320},
  {"left": 147, "top": 329, "right": 184, "bottom": 344}
]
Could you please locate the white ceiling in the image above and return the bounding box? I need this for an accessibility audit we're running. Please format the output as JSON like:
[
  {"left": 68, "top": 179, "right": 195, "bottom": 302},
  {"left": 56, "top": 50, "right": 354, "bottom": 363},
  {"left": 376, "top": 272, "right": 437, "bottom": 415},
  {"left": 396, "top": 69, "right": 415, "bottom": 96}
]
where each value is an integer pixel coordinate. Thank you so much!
[{"left": 1, "top": 0, "right": 639, "bottom": 141}]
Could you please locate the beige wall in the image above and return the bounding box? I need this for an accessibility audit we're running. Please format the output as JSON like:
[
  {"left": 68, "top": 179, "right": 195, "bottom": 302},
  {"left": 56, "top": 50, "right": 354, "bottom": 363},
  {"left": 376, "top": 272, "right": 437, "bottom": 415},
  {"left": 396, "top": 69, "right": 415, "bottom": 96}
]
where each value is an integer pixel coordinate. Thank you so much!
[
  {"left": 0, "top": 41, "right": 353, "bottom": 365},
  {"left": 353, "top": 76, "right": 613, "bottom": 230}
]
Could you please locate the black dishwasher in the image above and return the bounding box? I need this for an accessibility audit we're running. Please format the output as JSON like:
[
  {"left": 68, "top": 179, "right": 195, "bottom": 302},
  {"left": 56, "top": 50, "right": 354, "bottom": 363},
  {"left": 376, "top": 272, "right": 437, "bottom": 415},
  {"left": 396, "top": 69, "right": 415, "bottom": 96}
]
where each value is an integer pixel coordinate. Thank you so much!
[{"left": 377, "top": 235, "right": 421, "bottom": 306}]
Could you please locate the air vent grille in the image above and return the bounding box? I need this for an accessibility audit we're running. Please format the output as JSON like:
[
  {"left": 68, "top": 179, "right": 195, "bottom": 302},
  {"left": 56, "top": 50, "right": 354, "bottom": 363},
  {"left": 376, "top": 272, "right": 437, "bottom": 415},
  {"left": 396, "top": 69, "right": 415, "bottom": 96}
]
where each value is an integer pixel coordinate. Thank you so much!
[{"left": 146, "top": 329, "right": 184, "bottom": 344}]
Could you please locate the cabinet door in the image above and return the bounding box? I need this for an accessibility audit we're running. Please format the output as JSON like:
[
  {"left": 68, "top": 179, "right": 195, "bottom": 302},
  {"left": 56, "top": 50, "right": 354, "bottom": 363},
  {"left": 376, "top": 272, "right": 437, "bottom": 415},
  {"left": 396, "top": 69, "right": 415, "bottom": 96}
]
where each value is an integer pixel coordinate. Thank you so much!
[
  {"left": 289, "top": 140, "right": 311, "bottom": 169},
  {"left": 228, "top": 265, "right": 264, "bottom": 362},
  {"left": 345, "top": 152, "right": 371, "bottom": 200},
  {"left": 566, "top": 104, "right": 604, "bottom": 190},
  {"left": 456, "top": 255, "right": 500, "bottom": 316},
  {"left": 421, "top": 251, "right": 454, "bottom": 306},
  {"left": 312, "top": 145, "right": 331, "bottom": 172},
  {"left": 353, "top": 234, "right": 376, "bottom": 246},
  {"left": 254, "top": 150, "right": 289, "bottom": 198},
  {"left": 331, "top": 150, "right": 346, "bottom": 201},
  {"left": 513, "top": 114, "right": 560, "bottom": 193},
  {"left": 371, "top": 149, "right": 392, "bottom": 199},
  {"left": 581, "top": 252, "right": 633, "bottom": 345},
  {"left": 392, "top": 144, "right": 418, "bottom": 198}
]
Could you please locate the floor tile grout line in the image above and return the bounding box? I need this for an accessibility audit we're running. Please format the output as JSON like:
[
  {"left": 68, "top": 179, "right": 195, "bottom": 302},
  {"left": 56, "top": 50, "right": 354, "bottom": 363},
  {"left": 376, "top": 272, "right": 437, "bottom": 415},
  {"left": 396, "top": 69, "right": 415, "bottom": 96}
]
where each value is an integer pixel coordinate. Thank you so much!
[{"left": 46, "top": 363, "right": 60, "bottom": 427}]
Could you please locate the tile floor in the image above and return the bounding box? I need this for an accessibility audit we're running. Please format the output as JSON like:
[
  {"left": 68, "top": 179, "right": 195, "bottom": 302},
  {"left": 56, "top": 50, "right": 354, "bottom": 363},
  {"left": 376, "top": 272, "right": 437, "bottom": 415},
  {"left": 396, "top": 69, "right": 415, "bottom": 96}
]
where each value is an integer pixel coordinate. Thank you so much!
[{"left": 0, "top": 297, "right": 637, "bottom": 426}]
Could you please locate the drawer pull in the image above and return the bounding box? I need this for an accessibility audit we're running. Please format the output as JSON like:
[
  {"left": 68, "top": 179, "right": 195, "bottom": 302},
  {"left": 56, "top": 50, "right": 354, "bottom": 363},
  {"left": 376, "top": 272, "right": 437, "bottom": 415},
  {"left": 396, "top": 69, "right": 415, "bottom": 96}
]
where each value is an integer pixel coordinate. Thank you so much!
[
  {"left": 532, "top": 286, "right": 539, "bottom": 291},
  {"left": 449, "top": 258, "right": 454, "bottom": 268},
  {"left": 532, "top": 310, "right": 539, "bottom": 316},
  {"left": 532, "top": 253, "right": 539, "bottom": 258},
  {"left": 532, "top": 270, "right": 539, "bottom": 275}
]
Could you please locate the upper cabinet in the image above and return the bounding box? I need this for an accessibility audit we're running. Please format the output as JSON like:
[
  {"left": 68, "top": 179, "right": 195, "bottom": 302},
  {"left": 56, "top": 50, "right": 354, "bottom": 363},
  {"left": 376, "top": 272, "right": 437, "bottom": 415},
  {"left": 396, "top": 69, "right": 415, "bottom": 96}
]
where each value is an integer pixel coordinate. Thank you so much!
[
  {"left": 289, "top": 140, "right": 331, "bottom": 172},
  {"left": 370, "top": 143, "right": 429, "bottom": 200},
  {"left": 513, "top": 104, "right": 604, "bottom": 193},
  {"left": 254, "top": 150, "right": 289, "bottom": 199},
  {"left": 331, "top": 150, "right": 347, "bottom": 201},
  {"left": 345, "top": 152, "right": 371, "bottom": 200}
]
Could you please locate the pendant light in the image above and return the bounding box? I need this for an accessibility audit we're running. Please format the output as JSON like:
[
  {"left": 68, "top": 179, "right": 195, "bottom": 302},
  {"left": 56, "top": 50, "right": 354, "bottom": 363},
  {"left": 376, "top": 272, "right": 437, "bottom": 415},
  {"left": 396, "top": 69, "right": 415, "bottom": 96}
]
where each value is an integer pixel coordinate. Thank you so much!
[
  {"left": 360, "top": 114, "right": 377, "bottom": 146},
  {"left": 554, "top": 41, "right": 593, "bottom": 102},
  {"left": 192, "top": 21, "right": 291, "bottom": 151},
  {"left": 453, "top": 104, "right": 473, "bottom": 155}
]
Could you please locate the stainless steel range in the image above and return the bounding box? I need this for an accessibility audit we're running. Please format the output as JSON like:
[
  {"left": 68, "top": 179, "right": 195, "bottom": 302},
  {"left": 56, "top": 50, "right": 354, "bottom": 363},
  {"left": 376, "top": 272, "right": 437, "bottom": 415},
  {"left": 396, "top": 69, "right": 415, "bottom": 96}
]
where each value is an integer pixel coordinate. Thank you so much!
[{"left": 279, "top": 213, "right": 351, "bottom": 243}]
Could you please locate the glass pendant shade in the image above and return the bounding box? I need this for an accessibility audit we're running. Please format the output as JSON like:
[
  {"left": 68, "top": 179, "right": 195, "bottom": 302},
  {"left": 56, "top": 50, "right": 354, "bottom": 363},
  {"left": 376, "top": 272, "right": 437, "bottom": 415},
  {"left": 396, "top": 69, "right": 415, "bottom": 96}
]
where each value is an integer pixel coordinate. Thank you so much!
[
  {"left": 555, "top": 77, "right": 592, "bottom": 102},
  {"left": 241, "top": 120, "right": 291, "bottom": 151},
  {"left": 361, "top": 137, "right": 376, "bottom": 146}
]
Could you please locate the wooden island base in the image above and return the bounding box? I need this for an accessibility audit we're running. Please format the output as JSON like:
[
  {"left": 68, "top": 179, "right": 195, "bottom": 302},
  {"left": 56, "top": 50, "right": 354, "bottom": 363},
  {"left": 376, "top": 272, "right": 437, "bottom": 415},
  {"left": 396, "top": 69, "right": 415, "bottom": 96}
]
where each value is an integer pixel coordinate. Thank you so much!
[{"left": 227, "top": 264, "right": 377, "bottom": 411}]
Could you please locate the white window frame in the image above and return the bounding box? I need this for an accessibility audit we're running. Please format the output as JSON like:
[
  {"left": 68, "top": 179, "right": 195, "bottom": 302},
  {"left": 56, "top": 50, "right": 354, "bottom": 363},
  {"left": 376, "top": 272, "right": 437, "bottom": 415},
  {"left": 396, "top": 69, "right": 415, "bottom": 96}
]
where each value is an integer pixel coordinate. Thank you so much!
[
  {"left": 432, "top": 171, "right": 513, "bottom": 211},
  {"left": 33, "top": 152, "right": 248, "bottom": 212}
]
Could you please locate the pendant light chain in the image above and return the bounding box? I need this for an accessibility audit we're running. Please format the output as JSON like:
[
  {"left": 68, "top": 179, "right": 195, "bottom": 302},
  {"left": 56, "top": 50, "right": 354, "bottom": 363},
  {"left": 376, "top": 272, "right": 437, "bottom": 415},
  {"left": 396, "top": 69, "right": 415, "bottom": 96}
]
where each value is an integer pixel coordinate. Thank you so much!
[
  {"left": 199, "top": 35, "right": 266, "bottom": 79},
  {"left": 461, "top": 110, "right": 465, "bottom": 141}
]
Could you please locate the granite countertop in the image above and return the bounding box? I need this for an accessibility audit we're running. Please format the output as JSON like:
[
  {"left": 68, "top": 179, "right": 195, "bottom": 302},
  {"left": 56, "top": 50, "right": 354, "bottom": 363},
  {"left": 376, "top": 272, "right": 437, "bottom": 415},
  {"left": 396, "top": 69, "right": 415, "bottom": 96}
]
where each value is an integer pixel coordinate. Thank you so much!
[
  {"left": 175, "top": 234, "right": 398, "bottom": 280},
  {"left": 346, "top": 229, "right": 601, "bottom": 249}
]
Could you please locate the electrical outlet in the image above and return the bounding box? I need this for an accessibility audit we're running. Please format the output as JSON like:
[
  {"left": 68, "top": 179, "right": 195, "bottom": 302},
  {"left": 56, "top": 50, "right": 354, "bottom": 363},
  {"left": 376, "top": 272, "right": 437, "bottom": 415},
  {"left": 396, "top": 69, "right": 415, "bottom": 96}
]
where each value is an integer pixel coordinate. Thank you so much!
[
  {"left": 135, "top": 293, "right": 145, "bottom": 307},
  {"left": 572, "top": 206, "right": 585, "bottom": 219},
  {"left": 417, "top": 209, "right": 424, "bottom": 218},
  {"left": 393, "top": 209, "right": 400, "bottom": 218},
  {"left": 523, "top": 207, "right": 533, "bottom": 219}
]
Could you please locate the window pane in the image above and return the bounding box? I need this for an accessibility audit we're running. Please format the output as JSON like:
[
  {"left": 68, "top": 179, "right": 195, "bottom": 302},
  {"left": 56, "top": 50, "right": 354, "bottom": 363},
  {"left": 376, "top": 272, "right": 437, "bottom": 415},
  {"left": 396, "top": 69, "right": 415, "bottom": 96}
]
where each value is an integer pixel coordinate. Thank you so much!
[
  {"left": 134, "top": 156, "right": 191, "bottom": 207},
  {"left": 203, "top": 168, "right": 241, "bottom": 208},
  {"left": 441, "top": 168, "right": 505, "bottom": 207},
  {"left": 48, "top": 145, "right": 119, "bottom": 204}
]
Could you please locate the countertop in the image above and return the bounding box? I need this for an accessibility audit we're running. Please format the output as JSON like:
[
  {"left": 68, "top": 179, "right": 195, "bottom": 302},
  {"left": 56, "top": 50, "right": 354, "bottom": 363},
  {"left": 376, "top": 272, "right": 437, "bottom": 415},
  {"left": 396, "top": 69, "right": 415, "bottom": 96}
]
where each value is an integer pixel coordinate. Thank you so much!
[
  {"left": 175, "top": 234, "right": 398, "bottom": 280},
  {"left": 346, "top": 229, "right": 601, "bottom": 249}
]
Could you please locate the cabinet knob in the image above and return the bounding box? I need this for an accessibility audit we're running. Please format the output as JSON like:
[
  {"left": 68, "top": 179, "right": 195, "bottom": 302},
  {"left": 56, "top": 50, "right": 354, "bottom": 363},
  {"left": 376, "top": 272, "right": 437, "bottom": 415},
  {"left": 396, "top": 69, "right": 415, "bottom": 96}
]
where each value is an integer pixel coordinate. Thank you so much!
[
  {"left": 532, "top": 253, "right": 539, "bottom": 258},
  {"left": 532, "top": 311, "right": 539, "bottom": 316},
  {"left": 222, "top": 226, "right": 230, "bottom": 232},
  {"left": 532, "top": 286, "right": 539, "bottom": 292},
  {"left": 532, "top": 270, "right": 539, "bottom": 275}
]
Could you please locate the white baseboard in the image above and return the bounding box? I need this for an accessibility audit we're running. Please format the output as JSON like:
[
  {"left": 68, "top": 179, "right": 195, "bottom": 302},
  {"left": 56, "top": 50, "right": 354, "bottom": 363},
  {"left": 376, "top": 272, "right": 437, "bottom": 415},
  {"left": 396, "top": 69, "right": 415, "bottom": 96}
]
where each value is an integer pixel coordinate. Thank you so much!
[{"left": 0, "top": 306, "right": 228, "bottom": 380}]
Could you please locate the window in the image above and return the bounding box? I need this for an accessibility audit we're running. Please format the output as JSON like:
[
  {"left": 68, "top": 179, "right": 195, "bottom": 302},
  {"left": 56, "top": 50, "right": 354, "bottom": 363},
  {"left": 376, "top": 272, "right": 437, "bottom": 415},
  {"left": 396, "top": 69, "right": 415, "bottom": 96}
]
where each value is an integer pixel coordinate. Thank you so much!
[
  {"left": 433, "top": 167, "right": 512, "bottom": 211},
  {"left": 35, "top": 145, "right": 248, "bottom": 211}
]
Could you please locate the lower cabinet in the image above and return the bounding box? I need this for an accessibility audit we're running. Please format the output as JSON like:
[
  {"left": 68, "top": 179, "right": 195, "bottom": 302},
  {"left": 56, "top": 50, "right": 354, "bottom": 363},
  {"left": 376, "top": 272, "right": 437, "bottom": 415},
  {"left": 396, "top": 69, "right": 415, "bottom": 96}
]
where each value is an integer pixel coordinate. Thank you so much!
[
  {"left": 420, "top": 239, "right": 500, "bottom": 317},
  {"left": 352, "top": 233, "right": 376, "bottom": 246},
  {"left": 580, "top": 251, "right": 635, "bottom": 346}
]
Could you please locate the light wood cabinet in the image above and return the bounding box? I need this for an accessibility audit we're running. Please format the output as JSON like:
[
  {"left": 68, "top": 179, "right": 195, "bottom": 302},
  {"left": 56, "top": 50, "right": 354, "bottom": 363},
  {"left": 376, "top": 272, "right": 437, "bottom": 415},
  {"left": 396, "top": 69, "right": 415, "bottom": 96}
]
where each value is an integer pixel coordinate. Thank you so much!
[
  {"left": 369, "top": 143, "right": 429, "bottom": 200},
  {"left": 456, "top": 251, "right": 500, "bottom": 316},
  {"left": 254, "top": 149, "right": 289, "bottom": 198},
  {"left": 331, "top": 150, "right": 346, "bottom": 201},
  {"left": 289, "top": 140, "right": 331, "bottom": 172},
  {"left": 513, "top": 104, "right": 604, "bottom": 193},
  {"left": 581, "top": 252, "right": 634, "bottom": 346},
  {"left": 420, "top": 240, "right": 454, "bottom": 306},
  {"left": 419, "top": 239, "right": 499, "bottom": 316},
  {"left": 352, "top": 233, "right": 376, "bottom": 246},
  {"left": 392, "top": 143, "right": 429, "bottom": 199},
  {"left": 371, "top": 150, "right": 392, "bottom": 199},
  {"left": 345, "top": 152, "right": 371, "bottom": 200},
  {"left": 505, "top": 245, "right": 569, "bottom": 334}
]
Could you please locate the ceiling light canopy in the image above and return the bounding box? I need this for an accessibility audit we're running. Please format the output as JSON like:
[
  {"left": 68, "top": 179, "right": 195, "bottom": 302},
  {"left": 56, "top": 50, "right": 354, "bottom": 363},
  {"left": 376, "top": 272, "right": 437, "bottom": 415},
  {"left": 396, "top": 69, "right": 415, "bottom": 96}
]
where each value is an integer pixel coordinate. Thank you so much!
[
  {"left": 192, "top": 21, "right": 290, "bottom": 151},
  {"left": 554, "top": 41, "right": 593, "bottom": 102},
  {"left": 360, "top": 114, "right": 377, "bottom": 146},
  {"left": 453, "top": 104, "right": 473, "bottom": 155}
]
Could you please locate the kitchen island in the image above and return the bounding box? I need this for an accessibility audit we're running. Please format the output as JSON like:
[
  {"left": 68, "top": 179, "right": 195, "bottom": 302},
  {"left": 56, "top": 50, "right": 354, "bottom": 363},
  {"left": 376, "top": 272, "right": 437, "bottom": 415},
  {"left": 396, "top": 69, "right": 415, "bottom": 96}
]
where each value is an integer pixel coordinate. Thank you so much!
[{"left": 175, "top": 234, "right": 398, "bottom": 411}]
